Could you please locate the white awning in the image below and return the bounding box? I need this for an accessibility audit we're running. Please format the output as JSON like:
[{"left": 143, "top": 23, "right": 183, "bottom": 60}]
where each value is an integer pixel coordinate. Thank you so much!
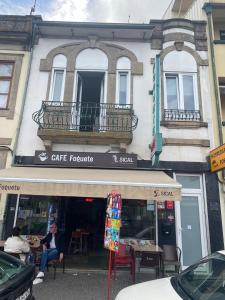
[{"left": 0, "top": 167, "right": 181, "bottom": 201}]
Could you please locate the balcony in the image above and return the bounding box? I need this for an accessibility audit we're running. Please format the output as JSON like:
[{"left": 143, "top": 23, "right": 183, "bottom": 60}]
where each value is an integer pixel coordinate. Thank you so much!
[
  {"left": 161, "top": 109, "right": 207, "bottom": 128},
  {"left": 32, "top": 101, "right": 138, "bottom": 146},
  {"left": 163, "top": 109, "right": 201, "bottom": 121}
]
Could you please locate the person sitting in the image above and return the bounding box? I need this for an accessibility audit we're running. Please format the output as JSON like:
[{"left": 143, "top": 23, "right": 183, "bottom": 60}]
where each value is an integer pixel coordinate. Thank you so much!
[
  {"left": 4, "top": 226, "right": 30, "bottom": 262},
  {"left": 33, "top": 222, "right": 65, "bottom": 285}
]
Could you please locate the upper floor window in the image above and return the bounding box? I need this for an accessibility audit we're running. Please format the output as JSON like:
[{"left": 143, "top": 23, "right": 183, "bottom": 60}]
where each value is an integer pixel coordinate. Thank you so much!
[
  {"left": 116, "top": 57, "right": 131, "bottom": 106},
  {"left": 49, "top": 55, "right": 67, "bottom": 102},
  {"left": 163, "top": 51, "right": 200, "bottom": 121},
  {"left": 165, "top": 73, "right": 197, "bottom": 110},
  {"left": 0, "top": 63, "right": 14, "bottom": 109}
]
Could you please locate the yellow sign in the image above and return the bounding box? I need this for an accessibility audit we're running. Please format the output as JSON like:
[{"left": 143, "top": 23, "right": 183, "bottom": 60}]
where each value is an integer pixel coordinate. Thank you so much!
[{"left": 210, "top": 144, "right": 225, "bottom": 172}]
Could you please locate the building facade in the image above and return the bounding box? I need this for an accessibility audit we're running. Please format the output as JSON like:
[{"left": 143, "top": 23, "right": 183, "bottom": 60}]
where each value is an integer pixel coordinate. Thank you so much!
[
  {"left": 0, "top": 15, "right": 37, "bottom": 234},
  {"left": 164, "top": 0, "right": 225, "bottom": 255},
  {"left": 0, "top": 16, "right": 223, "bottom": 269}
]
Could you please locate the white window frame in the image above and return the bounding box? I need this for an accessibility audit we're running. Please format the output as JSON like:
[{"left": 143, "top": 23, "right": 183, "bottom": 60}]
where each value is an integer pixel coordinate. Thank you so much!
[
  {"left": 174, "top": 173, "right": 210, "bottom": 269},
  {"left": 164, "top": 72, "right": 198, "bottom": 110},
  {"left": 116, "top": 70, "right": 130, "bottom": 106},
  {"left": 49, "top": 68, "right": 66, "bottom": 102}
]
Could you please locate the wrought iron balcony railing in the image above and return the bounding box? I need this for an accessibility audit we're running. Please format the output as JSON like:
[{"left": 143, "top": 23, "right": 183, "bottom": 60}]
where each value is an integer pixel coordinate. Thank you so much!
[
  {"left": 32, "top": 101, "right": 138, "bottom": 132},
  {"left": 163, "top": 109, "right": 201, "bottom": 121}
]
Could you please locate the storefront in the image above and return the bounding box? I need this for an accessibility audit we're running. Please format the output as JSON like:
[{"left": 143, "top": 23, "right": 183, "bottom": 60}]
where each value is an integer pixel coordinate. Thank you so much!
[{"left": 0, "top": 166, "right": 181, "bottom": 268}]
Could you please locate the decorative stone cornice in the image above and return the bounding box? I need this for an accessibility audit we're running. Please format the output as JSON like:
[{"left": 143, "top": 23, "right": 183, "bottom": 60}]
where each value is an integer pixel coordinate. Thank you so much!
[
  {"left": 163, "top": 138, "right": 210, "bottom": 147},
  {"left": 40, "top": 41, "right": 143, "bottom": 75},
  {"left": 0, "top": 15, "right": 41, "bottom": 49},
  {"left": 150, "top": 19, "right": 207, "bottom": 51}
]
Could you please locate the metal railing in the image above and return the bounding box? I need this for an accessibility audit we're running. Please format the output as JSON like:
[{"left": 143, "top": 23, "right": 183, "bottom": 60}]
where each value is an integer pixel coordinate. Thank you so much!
[
  {"left": 32, "top": 101, "right": 138, "bottom": 132},
  {"left": 163, "top": 109, "right": 201, "bottom": 121}
]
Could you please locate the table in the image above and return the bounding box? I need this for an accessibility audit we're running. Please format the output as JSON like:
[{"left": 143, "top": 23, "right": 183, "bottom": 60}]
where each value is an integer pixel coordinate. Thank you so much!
[{"left": 130, "top": 244, "right": 163, "bottom": 278}]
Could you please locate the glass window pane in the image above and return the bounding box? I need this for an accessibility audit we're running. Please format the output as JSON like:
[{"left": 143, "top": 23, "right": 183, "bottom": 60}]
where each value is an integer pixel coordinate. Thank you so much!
[
  {"left": 0, "top": 64, "right": 13, "bottom": 76},
  {"left": 0, "top": 95, "right": 8, "bottom": 108},
  {"left": 119, "top": 72, "right": 127, "bottom": 105},
  {"left": 0, "top": 80, "right": 10, "bottom": 93},
  {"left": 120, "top": 200, "right": 155, "bottom": 241},
  {"left": 16, "top": 195, "right": 59, "bottom": 236},
  {"left": 183, "top": 75, "right": 195, "bottom": 110},
  {"left": 180, "top": 196, "right": 202, "bottom": 266},
  {"left": 52, "top": 70, "right": 64, "bottom": 101},
  {"left": 176, "top": 175, "right": 200, "bottom": 189},
  {"left": 166, "top": 76, "right": 178, "bottom": 109}
]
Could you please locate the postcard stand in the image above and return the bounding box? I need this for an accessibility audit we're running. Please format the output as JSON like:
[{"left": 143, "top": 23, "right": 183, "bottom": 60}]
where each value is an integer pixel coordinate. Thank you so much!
[{"left": 104, "top": 192, "right": 122, "bottom": 300}]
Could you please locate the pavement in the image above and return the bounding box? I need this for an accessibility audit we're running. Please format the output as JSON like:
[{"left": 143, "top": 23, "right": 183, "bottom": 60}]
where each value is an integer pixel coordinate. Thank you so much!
[{"left": 33, "top": 269, "right": 154, "bottom": 300}]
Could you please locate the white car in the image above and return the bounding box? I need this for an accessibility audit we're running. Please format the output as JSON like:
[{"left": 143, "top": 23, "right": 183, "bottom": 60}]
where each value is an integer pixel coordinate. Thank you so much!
[{"left": 116, "top": 250, "right": 225, "bottom": 300}]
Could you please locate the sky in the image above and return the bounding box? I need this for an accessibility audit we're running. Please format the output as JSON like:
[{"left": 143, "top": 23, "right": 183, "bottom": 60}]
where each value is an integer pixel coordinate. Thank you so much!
[{"left": 0, "top": 0, "right": 172, "bottom": 23}]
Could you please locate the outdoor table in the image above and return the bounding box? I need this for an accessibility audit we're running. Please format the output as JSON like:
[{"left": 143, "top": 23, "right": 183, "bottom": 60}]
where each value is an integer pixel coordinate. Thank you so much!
[{"left": 130, "top": 244, "right": 163, "bottom": 276}]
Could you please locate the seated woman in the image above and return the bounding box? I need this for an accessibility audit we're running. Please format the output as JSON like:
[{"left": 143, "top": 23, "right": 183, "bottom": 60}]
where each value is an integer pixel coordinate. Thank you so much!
[
  {"left": 33, "top": 222, "right": 65, "bottom": 285},
  {"left": 4, "top": 226, "right": 30, "bottom": 262}
]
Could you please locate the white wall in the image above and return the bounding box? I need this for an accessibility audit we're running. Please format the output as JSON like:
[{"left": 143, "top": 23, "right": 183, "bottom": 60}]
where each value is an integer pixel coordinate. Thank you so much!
[
  {"left": 16, "top": 39, "right": 153, "bottom": 160},
  {"left": 16, "top": 37, "right": 212, "bottom": 164}
]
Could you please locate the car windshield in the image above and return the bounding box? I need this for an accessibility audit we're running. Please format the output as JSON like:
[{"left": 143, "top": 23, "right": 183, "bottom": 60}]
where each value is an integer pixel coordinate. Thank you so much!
[
  {"left": 0, "top": 253, "right": 26, "bottom": 284},
  {"left": 177, "top": 252, "right": 225, "bottom": 300}
]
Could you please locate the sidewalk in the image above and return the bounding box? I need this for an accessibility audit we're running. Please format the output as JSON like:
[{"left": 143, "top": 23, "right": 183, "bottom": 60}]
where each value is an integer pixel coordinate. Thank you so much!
[{"left": 33, "top": 269, "right": 153, "bottom": 300}]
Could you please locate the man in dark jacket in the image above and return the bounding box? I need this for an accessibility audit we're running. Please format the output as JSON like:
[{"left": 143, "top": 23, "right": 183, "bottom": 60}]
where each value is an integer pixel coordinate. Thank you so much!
[{"left": 33, "top": 222, "right": 65, "bottom": 285}]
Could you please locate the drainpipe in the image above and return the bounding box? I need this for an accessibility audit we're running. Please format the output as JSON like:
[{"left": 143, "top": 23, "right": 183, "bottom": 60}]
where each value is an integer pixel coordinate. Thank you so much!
[
  {"left": 11, "top": 21, "right": 37, "bottom": 165},
  {"left": 204, "top": 5, "right": 225, "bottom": 180}
]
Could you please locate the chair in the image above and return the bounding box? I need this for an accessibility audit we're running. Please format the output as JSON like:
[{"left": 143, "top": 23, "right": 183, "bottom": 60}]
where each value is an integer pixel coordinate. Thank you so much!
[
  {"left": 162, "top": 244, "right": 181, "bottom": 276},
  {"left": 47, "top": 256, "right": 65, "bottom": 280},
  {"left": 139, "top": 252, "right": 162, "bottom": 278},
  {"left": 68, "top": 230, "right": 82, "bottom": 254},
  {"left": 111, "top": 243, "right": 135, "bottom": 283}
]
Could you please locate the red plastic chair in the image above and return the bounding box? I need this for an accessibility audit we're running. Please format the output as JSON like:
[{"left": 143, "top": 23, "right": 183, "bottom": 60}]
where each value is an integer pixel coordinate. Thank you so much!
[{"left": 111, "top": 243, "right": 135, "bottom": 283}]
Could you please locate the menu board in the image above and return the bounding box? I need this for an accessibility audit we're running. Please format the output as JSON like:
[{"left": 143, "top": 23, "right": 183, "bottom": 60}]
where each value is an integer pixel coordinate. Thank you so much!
[{"left": 104, "top": 192, "right": 122, "bottom": 252}]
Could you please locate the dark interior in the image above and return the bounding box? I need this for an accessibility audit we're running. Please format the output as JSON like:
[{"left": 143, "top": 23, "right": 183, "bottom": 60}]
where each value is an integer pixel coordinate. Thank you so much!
[{"left": 78, "top": 71, "right": 104, "bottom": 131}]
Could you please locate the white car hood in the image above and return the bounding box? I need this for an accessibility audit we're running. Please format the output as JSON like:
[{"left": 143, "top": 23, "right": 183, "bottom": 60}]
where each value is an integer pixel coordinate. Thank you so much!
[{"left": 116, "top": 277, "right": 182, "bottom": 300}]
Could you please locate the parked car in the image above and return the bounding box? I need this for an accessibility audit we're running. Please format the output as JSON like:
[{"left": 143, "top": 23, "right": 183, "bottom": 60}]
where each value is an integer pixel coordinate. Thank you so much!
[
  {"left": 0, "top": 251, "right": 35, "bottom": 300},
  {"left": 116, "top": 250, "right": 225, "bottom": 300}
]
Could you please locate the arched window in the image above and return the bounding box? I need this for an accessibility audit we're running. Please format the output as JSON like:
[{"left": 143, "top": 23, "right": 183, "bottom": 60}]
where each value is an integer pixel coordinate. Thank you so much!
[
  {"left": 49, "top": 54, "right": 67, "bottom": 102},
  {"left": 116, "top": 57, "right": 131, "bottom": 105},
  {"left": 163, "top": 51, "right": 198, "bottom": 117}
]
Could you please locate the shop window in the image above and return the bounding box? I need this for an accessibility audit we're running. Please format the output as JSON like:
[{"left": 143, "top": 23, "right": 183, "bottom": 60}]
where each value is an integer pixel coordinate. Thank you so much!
[
  {"left": 0, "top": 62, "right": 14, "bottom": 109},
  {"left": 15, "top": 196, "right": 59, "bottom": 236},
  {"left": 120, "top": 199, "right": 156, "bottom": 241},
  {"left": 220, "top": 30, "right": 225, "bottom": 40}
]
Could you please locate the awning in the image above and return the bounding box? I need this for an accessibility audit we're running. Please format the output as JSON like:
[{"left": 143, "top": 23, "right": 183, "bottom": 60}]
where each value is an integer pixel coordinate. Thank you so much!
[{"left": 0, "top": 167, "right": 182, "bottom": 201}]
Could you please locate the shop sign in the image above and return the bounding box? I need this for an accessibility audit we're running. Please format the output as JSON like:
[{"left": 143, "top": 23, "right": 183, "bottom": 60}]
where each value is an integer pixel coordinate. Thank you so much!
[
  {"left": 210, "top": 143, "right": 225, "bottom": 172},
  {"left": 0, "top": 183, "right": 20, "bottom": 192},
  {"left": 34, "top": 151, "right": 137, "bottom": 169}
]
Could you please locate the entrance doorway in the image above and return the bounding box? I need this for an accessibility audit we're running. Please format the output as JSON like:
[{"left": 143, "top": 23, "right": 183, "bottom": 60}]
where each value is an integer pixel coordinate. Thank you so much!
[
  {"left": 62, "top": 197, "right": 108, "bottom": 269},
  {"left": 175, "top": 175, "right": 208, "bottom": 270}
]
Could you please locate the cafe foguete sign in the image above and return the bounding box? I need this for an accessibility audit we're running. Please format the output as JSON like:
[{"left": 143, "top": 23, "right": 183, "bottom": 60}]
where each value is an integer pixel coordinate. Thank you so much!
[{"left": 34, "top": 151, "right": 137, "bottom": 169}]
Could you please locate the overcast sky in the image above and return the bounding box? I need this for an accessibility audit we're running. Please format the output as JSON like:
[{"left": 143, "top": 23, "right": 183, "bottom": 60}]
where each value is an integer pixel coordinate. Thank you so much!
[{"left": 0, "top": 0, "right": 172, "bottom": 23}]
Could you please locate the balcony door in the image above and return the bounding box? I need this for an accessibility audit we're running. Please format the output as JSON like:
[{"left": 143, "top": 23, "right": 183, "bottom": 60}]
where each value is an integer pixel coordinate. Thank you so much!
[{"left": 74, "top": 71, "right": 105, "bottom": 132}]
